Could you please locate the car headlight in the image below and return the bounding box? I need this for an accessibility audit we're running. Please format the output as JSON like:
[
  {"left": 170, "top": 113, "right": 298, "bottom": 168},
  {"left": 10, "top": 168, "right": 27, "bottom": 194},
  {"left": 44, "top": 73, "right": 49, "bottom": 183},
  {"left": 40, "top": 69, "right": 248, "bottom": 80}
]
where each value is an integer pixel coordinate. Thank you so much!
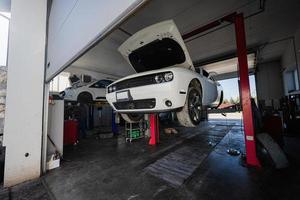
[
  {"left": 155, "top": 74, "right": 164, "bottom": 83},
  {"left": 108, "top": 85, "right": 117, "bottom": 93},
  {"left": 164, "top": 72, "right": 173, "bottom": 82},
  {"left": 154, "top": 72, "right": 173, "bottom": 83}
]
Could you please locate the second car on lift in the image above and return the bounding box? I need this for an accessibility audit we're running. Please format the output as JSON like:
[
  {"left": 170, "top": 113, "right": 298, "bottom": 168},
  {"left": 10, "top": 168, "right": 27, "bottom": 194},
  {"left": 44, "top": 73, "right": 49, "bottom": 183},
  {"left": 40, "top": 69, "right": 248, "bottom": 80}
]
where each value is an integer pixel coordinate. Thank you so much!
[{"left": 61, "top": 74, "right": 115, "bottom": 103}]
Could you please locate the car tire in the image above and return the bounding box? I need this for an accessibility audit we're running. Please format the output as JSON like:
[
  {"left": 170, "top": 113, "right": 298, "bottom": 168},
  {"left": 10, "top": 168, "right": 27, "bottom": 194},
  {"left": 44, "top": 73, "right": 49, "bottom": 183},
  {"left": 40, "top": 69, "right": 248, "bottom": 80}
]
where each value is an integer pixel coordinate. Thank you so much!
[
  {"left": 121, "top": 113, "right": 144, "bottom": 123},
  {"left": 78, "top": 92, "right": 93, "bottom": 104},
  {"left": 216, "top": 91, "right": 224, "bottom": 108},
  {"left": 176, "top": 86, "right": 202, "bottom": 127}
]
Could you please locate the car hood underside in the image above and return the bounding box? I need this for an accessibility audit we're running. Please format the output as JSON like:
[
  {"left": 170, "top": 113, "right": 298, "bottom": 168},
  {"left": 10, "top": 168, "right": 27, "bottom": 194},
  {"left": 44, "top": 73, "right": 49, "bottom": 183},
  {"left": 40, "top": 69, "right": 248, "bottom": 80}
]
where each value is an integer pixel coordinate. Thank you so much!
[{"left": 118, "top": 20, "right": 195, "bottom": 73}]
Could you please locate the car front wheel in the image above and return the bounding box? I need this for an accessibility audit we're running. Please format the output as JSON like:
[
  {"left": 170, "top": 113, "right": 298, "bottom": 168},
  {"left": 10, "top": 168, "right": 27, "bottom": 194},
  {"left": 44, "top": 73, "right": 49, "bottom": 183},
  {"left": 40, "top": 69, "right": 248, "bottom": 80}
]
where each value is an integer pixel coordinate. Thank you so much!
[
  {"left": 77, "top": 92, "right": 93, "bottom": 104},
  {"left": 176, "top": 86, "right": 202, "bottom": 127}
]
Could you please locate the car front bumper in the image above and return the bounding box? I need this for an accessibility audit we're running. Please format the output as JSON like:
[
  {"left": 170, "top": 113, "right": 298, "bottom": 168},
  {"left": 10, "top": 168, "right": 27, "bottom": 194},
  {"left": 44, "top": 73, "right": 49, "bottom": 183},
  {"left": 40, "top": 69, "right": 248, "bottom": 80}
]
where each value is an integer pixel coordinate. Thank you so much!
[{"left": 106, "top": 79, "right": 187, "bottom": 113}]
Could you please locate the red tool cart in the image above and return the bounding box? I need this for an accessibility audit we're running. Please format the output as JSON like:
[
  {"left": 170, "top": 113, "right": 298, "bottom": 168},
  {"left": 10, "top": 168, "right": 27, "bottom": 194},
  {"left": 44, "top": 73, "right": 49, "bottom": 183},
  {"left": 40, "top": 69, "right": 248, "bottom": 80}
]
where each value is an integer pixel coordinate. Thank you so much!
[{"left": 64, "top": 120, "right": 79, "bottom": 145}]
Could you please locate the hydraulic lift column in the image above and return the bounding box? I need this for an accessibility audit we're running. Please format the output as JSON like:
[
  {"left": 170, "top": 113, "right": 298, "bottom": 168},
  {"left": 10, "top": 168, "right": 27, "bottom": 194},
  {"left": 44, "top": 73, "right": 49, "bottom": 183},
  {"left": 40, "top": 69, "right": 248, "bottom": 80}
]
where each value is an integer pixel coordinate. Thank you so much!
[
  {"left": 234, "top": 14, "right": 261, "bottom": 167},
  {"left": 182, "top": 12, "right": 260, "bottom": 167},
  {"left": 149, "top": 114, "right": 160, "bottom": 145}
]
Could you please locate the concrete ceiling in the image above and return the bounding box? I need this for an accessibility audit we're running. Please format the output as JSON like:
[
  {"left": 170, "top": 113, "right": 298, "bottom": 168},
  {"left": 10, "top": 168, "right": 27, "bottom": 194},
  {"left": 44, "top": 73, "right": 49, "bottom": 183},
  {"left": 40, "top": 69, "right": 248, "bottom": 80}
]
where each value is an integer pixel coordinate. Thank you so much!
[{"left": 70, "top": 0, "right": 300, "bottom": 78}]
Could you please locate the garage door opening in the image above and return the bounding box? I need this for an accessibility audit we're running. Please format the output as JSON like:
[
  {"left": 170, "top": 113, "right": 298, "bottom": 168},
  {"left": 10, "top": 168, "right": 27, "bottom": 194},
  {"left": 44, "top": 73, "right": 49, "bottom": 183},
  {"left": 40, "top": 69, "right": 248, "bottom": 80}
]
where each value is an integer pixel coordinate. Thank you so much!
[
  {"left": 45, "top": 70, "right": 120, "bottom": 170},
  {"left": 42, "top": 13, "right": 234, "bottom": 196},
  {"left": 37, "top": 0, "right": 300, "bottom": 199},
  {"left": 0, "top": 11, "right": 10, "bottom": 185},
  {"left": 208, "top": 74, "right": 257, "bottom": 123},
  {"left": 42, "top": 0, "right": 259, "bottom": 193},
  {"left": 194, "top": 53, "right": 257, "bottom": 122}
]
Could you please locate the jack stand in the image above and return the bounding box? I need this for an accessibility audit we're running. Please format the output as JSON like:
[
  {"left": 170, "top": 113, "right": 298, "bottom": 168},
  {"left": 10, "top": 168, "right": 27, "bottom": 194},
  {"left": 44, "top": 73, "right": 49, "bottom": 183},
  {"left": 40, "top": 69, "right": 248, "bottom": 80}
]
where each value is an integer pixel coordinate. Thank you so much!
[{"left": 149, "top": 114, "right": 159, "bottom": 145}]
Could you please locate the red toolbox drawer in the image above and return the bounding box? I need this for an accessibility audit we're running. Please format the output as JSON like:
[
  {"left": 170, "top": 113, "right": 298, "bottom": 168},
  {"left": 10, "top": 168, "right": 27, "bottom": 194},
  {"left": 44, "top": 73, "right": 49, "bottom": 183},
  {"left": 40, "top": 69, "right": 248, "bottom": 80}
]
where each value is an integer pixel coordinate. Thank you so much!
[{"left": 64, "top": 120, "right": 78, "bottom": 145}]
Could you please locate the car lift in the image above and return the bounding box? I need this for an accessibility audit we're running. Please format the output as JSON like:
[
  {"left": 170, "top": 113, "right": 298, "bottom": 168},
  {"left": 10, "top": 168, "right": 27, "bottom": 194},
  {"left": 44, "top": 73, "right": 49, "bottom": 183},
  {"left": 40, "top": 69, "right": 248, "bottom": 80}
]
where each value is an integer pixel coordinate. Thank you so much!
[
  {"left": 149, "top": 114, "right": 160, "bottom": 145},
  {"left": 149, "top": 13, "right": 261, "bottom": 167}
]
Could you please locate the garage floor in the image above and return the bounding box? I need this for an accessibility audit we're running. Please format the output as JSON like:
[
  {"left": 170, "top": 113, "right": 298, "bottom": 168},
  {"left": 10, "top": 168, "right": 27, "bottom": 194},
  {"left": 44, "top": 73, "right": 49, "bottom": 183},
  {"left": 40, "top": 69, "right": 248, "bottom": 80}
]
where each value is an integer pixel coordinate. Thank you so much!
[{"left": 1, "top": 119, "right": 300, "bottom": 200}]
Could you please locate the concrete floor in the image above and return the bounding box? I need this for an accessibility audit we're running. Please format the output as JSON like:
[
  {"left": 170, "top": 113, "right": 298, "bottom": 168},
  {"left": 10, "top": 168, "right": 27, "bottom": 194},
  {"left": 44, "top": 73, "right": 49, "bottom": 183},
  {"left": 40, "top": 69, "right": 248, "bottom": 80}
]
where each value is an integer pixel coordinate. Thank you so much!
[{"left": 1, "top": 119, "right": 300, "bottom": 200}]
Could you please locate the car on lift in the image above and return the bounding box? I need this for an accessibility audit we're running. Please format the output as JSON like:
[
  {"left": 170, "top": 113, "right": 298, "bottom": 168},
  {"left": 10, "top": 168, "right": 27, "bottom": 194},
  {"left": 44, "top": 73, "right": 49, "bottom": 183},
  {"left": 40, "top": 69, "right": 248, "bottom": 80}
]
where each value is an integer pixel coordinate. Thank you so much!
[
  {"left": 106, "top": 20, "right": 223, "bottom": 127},
  {"left": 61, "top": 74, "right": 115, "bottom": 103}
]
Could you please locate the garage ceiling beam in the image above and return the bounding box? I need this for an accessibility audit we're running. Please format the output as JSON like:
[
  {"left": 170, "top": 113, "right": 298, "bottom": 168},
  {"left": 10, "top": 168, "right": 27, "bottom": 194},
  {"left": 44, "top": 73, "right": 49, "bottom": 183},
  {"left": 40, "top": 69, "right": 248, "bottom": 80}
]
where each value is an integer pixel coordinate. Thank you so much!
[
  {"left": 212, "top": 69, "right": 255, "bottom": 81},
  {"left": 181, "top": 12, "right": 237, "bottom": 40},
  {"left": 182, "top": 0, "right": 265, "bottom": 43},
  {"left": 193, "top": 47, "right": 257, "bottom": 68}
]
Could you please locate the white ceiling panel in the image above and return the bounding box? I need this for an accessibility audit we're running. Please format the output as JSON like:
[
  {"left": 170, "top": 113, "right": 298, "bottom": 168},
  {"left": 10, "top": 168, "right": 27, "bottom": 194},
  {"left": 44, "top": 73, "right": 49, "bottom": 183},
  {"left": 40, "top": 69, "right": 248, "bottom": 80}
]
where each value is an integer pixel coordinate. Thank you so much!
[
  {"left": 46, "top": 0, "right": 146, "bottom": 82},
  {"left": 70, "top": 30, "right": 134, "bottom": 77},
  {"left": 68, "top": 0, "right": 300, "bottom": 77}
]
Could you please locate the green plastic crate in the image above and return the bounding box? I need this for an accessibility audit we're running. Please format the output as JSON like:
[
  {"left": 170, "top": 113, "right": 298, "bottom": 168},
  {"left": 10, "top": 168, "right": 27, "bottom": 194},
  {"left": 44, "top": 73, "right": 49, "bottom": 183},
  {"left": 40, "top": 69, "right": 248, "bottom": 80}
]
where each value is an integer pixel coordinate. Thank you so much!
[{"left": 127, "top": 129, "right": 141, "bottom": 138}]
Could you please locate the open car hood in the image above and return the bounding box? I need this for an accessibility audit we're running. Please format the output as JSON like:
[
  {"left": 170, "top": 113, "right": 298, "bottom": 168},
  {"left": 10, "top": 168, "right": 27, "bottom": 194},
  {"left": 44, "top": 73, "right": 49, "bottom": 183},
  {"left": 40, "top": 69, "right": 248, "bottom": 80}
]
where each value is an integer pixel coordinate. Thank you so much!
[{"left": 118, "top": 20, "right": 194, "bottom": 73}]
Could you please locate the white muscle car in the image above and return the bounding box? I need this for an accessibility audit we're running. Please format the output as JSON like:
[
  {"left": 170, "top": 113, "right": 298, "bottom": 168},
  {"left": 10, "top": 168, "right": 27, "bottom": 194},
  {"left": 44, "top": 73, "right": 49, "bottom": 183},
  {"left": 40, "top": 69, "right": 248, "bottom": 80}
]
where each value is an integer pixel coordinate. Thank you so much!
[{"left": 106, "top": 20, "right": 223, "bottom": 127}]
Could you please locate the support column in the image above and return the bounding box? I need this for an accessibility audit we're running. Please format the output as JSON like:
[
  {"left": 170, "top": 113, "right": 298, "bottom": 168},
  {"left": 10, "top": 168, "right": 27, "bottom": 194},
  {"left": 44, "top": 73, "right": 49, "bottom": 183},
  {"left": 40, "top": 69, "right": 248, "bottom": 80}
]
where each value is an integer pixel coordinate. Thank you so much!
[
  {"left": 3, "top": 0, "right": 48, "bottom": 186},
  {"left": 149, "top": 114, "right": 159, "bottom": 145},
  {"left": 234, "top": 14, "right": 260, "bottom": 167}
]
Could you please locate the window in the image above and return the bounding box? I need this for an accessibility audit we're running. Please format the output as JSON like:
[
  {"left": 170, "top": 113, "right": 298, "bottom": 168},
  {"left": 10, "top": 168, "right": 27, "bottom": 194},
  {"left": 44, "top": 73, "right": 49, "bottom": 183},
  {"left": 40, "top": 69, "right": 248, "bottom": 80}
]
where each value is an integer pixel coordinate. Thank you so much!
[
  {"left": 50, "top": 72, "right": 70, "bottom": 92},
  {"left": 69, "top": 74, "right": 80, "bottom": 84},
  {"left": 90, "top": 80, "right": 113, "bottom": 88},
  {"left": 202, "top": 69, "right": 209, "bottom": 77}
]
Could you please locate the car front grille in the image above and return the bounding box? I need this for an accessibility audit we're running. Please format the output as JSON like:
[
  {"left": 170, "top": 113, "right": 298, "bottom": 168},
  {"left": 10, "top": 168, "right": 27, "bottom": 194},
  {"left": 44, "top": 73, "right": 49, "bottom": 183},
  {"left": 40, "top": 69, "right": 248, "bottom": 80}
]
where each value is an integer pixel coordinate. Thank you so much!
[
  {"left": 114, "top": 75, "right": 156, "bottom": 91},
  {"left": 113, "top": 98, "right": 156, "bottom": 110}
]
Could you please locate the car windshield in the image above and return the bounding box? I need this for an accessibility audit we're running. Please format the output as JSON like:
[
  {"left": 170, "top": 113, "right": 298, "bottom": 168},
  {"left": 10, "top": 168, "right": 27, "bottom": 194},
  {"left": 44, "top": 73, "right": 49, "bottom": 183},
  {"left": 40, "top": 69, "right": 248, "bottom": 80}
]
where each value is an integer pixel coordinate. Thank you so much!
[
  {"left": 128, "top": 38, "right": 186, "bottom": 72},
  {"left": 202, "top": 69, "right": 209, "bottom": 77},
  {"left": 90, "top": 80, "right": 113, "bottom": 88}
]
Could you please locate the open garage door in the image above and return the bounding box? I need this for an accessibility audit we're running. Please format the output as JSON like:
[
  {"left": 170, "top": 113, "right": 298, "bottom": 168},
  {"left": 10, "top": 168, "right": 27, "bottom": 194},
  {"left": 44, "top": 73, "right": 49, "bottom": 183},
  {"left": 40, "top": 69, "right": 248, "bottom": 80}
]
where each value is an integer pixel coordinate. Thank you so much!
[{"left": 46, "top": 0, "right": 147, "bottom": 82}]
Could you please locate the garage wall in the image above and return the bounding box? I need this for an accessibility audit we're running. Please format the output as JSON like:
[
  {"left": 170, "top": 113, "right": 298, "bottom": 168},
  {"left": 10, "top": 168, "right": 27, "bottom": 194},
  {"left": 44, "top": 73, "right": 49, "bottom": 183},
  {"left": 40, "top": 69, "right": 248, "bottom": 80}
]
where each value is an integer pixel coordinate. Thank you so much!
[
  {"left": 3, "top": 0, "right": 47, "bottom": 187},
  {"left": 0, "top": 66, "right": 6, "bottom": 139},
  {"left": 256, "top": 61, "right": 284, "bottom": 108}
]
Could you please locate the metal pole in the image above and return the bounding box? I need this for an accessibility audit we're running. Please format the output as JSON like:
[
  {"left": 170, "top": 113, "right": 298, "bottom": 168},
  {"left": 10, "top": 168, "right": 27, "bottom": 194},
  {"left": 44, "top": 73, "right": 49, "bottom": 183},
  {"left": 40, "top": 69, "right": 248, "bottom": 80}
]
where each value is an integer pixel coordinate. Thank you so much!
[
  {"left": 149, "top": 114, "right": 159, "bottom": 145},
  {"left": 234, "top": 14, "right": 260, "bottom": 167},
  {"left": 112, "top": 111, "right": 118, "bottom": 135}
]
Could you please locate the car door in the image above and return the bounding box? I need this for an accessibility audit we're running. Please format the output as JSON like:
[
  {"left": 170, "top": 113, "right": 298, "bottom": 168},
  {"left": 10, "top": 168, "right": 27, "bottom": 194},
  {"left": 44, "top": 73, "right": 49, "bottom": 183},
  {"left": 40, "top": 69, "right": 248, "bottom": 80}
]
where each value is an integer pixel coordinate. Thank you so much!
[{"left": 200, "top": 71, "right": 219, "bottom": 105}]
